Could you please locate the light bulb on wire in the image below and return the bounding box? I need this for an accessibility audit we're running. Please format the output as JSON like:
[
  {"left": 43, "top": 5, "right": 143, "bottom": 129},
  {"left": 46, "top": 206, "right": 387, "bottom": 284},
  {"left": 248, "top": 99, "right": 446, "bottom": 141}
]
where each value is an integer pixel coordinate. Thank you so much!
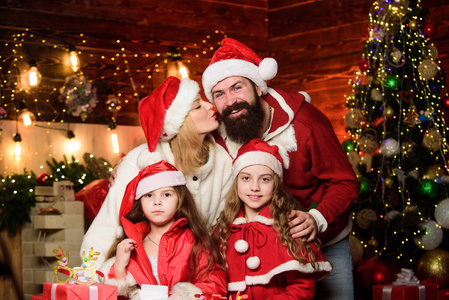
[
  {"left": 27, "top": 59, "right": 42, "bottom": 87},
  {"left": 13, "top": 133, "right": 22, "bottom": 161},
  {"left": 18, "top": 108, "right": 36, "bottom": 129},
  {"left": 69, "top": 45, "right": 80, "bottom": 73},
  {"left": 67, "top": 130, "right": 80, "bottom": 151},
  {"left": 109, "top": 120, "right": 120, "bottom": 154}
]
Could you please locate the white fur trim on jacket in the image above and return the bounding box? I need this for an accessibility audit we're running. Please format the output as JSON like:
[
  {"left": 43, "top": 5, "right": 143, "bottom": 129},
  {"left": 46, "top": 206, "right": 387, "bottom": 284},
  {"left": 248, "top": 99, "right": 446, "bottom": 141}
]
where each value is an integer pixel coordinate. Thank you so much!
[
  {"left": 99, "top": 257, "right": 140, "bottom": 299},
  {"left": 170, "top": 282, "right": 202, "bottom": 300},
  {"left": 227, "top": 260, "right": 332, "bottom": 292}
]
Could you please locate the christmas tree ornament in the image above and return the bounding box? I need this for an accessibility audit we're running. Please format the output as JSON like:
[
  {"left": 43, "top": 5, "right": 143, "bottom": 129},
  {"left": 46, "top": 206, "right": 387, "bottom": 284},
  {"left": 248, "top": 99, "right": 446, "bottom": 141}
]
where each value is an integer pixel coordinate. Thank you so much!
[
  {"left": 423, "top": 23, "right": 437, "bottom": 38},
  {"left": 356, "top": 208, "right": 377, "bottom": 230},
  {"left": 367, "top": 236, "right": 379, "bottom": 249},
  {"left": 413, "top": 220, "right": 443, "bottom": 250},
  {"left": 416, "top": 249, "right": 449, "bottom": 287},
  {"left": 399, "top": 90, "right": 414, "bottom": 103},
  {"left": 345, "top": 108, "right": 363, "bottom": 129},
  {"left": 401, "top": 141, "right": 416, "bottom": 157},
  {"left": 359, "top": 130, "right": 379, "bottom": 154},
  {"left": 418, "top": 59, "right": 439, "bottom": 80},
  {"left": 384, "top": 74, "right": 400, "bottom": 90},
  {"left": 383, "top": 105, "right": 395, "bottom": 118},
  {"left": 422, "top": 128, "right": 442, "bottom": 152},
  {"left": 388, "top": 48, "right": 405, "bottom": 68},
  {"left": 59, "top": 74, "right": 98, "bottom": 121},
  {"left": 359, "top": 58, "right": 369, "bottom": 72},
  {"left": 105, "top": 94, "right": 122, "bottom": 114},
  {"left": 37, "top": 173, "right": 50, "bottom": 185},
  {"left": 370, "top": 88, "right": 383, "bottom": 101},
  {"left": 354, "top": 257, "right": 400, "bottom": 296},
  {"left": 342, "top": 139, "right": 357, "bottom": 153},
  {"left": 418, "top": 179, "right": 439, "bottom": 198},
  {"left": 435, "top": 198, "right": 449, "bottom": 229},
  {"left": 385, "top": 210, "right": 401, "bottom": 222},
  {"left": 442, "top": 96, "right": 449, "bottom": 110},
  {"left": 424, "top": 44, "right": 438, "bottom": 60},
  {"left": 408, "top": 20, "right": 419, "bottom": 31},
  {"left": 384, "top": 176, "right": 393, "bottom": 188},
  {"left": 380, "top": 138, "right": 400, "bottom": 157},
  {"left": 359, "top": 177, "right": 374, "bottom": 197}
]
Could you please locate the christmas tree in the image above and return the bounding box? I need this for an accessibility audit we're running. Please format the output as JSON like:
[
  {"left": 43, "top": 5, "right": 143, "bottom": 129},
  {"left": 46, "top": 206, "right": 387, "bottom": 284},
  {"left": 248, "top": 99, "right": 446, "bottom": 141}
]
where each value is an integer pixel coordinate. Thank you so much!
[{"left": 343, "top": 0, "right": 449, "bottom": 292}]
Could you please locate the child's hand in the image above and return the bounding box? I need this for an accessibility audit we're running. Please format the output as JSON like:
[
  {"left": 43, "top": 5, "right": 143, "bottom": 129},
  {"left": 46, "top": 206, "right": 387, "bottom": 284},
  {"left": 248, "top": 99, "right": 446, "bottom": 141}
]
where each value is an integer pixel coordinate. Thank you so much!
[{"left": 114, "top": 238, "right": 137, "bottom": 278}]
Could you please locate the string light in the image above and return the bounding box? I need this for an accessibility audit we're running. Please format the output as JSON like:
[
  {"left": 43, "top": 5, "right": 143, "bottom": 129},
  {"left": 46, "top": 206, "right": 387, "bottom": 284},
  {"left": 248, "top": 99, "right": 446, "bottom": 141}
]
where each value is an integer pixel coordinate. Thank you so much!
[
  {"left": 68, "top": 44, "right": 80, "bottom": 73},
  {"left": 18, "top": 108, "right": 36, "bottom": 129},
  {"left": 13, "top": 133, "right": 22, "bottom": 161},
  {"left": 27, "top": 59, "right": 42, "bottom": 87},
  {"left": 67, "top": 129, "right": 79, "bottom": 151},
  {"left": 108, "top": 119, "right": 120, "bottom": 154}
]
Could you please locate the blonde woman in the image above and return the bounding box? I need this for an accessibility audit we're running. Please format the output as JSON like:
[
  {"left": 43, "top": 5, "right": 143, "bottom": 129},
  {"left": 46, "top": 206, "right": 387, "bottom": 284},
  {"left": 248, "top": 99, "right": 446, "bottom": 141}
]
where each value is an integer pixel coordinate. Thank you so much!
[{"left": 81, "top": 77, "right": 233, "bottom": 268}]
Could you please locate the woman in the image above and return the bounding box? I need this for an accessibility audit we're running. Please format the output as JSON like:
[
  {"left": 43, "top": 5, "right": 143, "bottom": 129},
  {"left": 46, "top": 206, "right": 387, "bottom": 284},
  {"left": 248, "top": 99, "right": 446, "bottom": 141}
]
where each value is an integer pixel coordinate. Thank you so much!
[{"left": 81, "top": 76, "right": 233, "bottom": 268}]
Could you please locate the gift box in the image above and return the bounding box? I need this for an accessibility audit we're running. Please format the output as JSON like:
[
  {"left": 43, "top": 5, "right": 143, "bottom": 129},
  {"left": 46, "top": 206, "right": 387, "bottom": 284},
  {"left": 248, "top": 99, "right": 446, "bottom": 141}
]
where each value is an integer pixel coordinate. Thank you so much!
[
  {"left": 75, "top": 179, "right": 109, "bottom": 219},
  {"left": 43, "top": 283, "right": 117, "bottom": 300},
  {"left": 373, "top": 283, "right": 438, "bottom": 300},
  {"left": 438, "top": 289, "right": 449, "bottom": 300}
]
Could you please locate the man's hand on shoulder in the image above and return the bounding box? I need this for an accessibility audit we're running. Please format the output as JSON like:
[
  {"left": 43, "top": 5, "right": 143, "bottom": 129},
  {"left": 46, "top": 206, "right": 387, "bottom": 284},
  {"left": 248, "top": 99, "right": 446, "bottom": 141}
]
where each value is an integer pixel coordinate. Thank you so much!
[{"left": 288, "top": 210, "right": 318, "bottom": 242}]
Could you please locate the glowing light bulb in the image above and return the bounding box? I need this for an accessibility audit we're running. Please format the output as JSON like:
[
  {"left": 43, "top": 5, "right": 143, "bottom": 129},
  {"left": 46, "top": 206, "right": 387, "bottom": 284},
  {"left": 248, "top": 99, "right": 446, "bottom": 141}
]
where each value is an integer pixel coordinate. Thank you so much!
[
  {"left": 109, "top": 121, "right": 120, "bottom": 154},
  {"left": 18, "top": 109, "right": 36, "bottom": 129},
  {"left": 14, "top": 133, "right": 22, "bottom": 161},
  {"left": 70, "top": 50, "right": 80, "bottom": 72}
]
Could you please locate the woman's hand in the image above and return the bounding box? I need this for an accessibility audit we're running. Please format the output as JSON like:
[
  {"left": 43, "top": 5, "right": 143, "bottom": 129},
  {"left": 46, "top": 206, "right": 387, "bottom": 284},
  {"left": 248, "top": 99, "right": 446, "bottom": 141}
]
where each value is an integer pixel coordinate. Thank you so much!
[
  {"left": 288, "top": 210, "right": 318, "bottom": 242},
  {"left": 108, "top": 165, "right": 118, "bottom": 187},
  {"left": 114, "top": 239, "right": 137, "bottom": 278}
]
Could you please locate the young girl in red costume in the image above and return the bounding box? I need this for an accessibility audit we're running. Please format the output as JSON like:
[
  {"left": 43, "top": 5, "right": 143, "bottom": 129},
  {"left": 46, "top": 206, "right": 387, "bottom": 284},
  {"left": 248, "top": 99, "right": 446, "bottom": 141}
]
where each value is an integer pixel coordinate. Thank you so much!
[
  {"left": 100, "top": 160, "right": 227, "bottom": 300},
  {"left": 214, "top": 139, "right": 333, "bottom": 300}
]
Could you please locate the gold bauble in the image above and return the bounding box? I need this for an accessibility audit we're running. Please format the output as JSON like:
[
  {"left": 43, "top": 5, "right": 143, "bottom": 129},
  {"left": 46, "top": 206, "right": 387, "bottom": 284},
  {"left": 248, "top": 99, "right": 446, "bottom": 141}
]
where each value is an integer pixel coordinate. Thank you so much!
[
  {"left": 418, "top": 59, "right": 439, "bottom": 80},
  {"left": 359, "top": 131, "right": 379, "bottom": 154},
  {"left": 345, "top": 108, "right": 363, "bottom": 129},
  {"left": 401, "top": 141, "right": 416, "bottom": 157},
  {"left": 383, "top": 106, "right": 395, "bottom": 118},
  {"left": 422, "top": 128, "right": 443, "bottom": 152},
  {"left": 367, "top": 237, "right": 379, "bottom": 249},
  {"left": 409, "top": 20, "right": 419, "bottom": 31},
  {"left": 416, "top": 249, "right": 449, "bottom": 287},
  {"left": 425, "top": 44, "right": 438, "bottom": 60},
  {"left": 356, "top": 208, "right": 378, "bottom": 230},
  {"left": 384, "top": 177, "right": 393, "bottom": 188}
]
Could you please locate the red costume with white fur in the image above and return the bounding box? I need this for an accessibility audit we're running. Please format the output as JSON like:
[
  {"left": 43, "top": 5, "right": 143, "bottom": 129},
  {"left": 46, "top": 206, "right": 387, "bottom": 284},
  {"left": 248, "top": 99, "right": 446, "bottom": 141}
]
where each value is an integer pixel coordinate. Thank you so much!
[{"left": 226, "top": 205, "right": 332, "bottom": 300}]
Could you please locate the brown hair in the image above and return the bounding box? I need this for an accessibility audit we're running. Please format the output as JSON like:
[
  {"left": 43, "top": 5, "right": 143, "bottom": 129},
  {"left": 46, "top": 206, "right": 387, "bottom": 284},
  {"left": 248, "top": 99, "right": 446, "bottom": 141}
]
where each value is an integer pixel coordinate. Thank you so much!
[
  {"left": 107, "top": 185, "right": 223, "bottom": 280},
  {"left": 170, "top": 114, "right": 214, "bottom": 175},
  {"left": 213, "top": 174, "right": 320, "bottom": 272}
]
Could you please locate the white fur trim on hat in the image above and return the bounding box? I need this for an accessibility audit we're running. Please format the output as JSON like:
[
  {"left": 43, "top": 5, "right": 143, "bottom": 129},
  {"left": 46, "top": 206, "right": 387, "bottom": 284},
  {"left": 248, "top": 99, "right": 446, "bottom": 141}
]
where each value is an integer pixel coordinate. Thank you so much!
[
  {"left": 135, "top": 170, "right": 186, "bottom": 199},
  {"left": 234, "top": 240, "right": 249, "bottom": 253},
  {"left": 232, "top": 151, "right": 283, "bottom": 179},
  {"left": 202, "top": 58, "right": 277, "bottom": 103},
  {"left": 246, "top": 256, "right": 260, "bottom": 270},
  {"left": 161, "top": 79, "right": 199, "bottom": 141}
]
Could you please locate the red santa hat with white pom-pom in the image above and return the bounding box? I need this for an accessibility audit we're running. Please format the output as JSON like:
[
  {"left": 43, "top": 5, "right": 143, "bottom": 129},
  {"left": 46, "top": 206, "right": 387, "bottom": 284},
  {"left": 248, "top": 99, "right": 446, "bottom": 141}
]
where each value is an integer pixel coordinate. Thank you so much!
[
  {"left": 139, "top": 76, "right": 199, "bottom": 152},
  {"left": 202, "top": 38, "right": 278, "bottom": 103},
  {"left": 114, "top": 160, "right": 186, "bottom": 239}
]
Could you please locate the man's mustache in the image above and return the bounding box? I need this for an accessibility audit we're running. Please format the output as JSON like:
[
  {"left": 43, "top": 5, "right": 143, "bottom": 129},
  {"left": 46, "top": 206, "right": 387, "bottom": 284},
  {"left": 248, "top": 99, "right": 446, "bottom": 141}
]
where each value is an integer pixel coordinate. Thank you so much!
[{"left": 222, "top": 102, "right": 252, "bottom": 119}]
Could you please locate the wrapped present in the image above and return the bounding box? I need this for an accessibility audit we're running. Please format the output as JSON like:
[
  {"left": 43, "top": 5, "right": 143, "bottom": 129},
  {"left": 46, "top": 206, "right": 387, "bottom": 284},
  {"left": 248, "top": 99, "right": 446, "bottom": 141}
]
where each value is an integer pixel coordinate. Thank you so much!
[
  {"left": 373, "top": 268, "right": 437, "bottom": 300},
  {"left": 75, "top": 179, "right": 109, "bottom": 219},
  {"left": 438, "top": 289, "right": 449, "bottom": 300},
  {"left": 43, "top": 283, "right": 117, "bottom": 300}
]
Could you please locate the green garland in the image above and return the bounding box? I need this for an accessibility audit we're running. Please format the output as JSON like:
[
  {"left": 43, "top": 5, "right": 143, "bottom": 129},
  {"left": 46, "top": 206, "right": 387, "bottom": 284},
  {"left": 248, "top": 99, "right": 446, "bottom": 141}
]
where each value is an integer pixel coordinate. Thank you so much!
[
  {"left": 0, "top": 153, "right": 112, "bottom": 235},
  {"left": 0, "top": 170, "right": 37, "bottom": 235}
]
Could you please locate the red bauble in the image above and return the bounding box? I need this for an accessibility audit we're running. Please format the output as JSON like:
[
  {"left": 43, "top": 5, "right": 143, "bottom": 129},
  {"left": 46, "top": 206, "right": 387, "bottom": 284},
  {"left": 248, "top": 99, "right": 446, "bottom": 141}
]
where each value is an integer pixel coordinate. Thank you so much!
[
  {"left": 443, "top": 96, "right": 449, "bottom": 110},
  {"left": 37, "top": 173, "right": 50, "bottom": 185},
  {"left": 354, "top": 256, "right": 400, "bottom": 296},
  {"left": 423, "top": 23, "right": 437, "bottom": 38},
  {"left": 359, "top": 58, "right": 369, "bottom": 72}
]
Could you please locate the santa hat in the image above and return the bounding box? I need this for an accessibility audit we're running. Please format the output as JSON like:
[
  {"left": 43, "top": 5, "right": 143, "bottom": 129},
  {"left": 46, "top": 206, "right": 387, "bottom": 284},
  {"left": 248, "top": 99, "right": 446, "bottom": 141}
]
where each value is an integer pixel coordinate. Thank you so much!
[
  {"left": 139, "top": 76, "right": 199, "bottom": 152},
  {"left": 232, "top": 138, "right": 283, "bottom": 180},
  {"left": 115, "top": 160, "right": 186, "bottom": 238},
  {"left": 202, "top": 38, "right": 278, "bottom": 103}
]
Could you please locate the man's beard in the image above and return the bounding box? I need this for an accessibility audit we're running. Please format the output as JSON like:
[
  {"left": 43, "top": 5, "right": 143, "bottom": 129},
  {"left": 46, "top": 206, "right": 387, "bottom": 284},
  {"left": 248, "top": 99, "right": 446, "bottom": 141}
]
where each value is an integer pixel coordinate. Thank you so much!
[{"left": 221, "top": 95, "right": 265, "bottom": 145}]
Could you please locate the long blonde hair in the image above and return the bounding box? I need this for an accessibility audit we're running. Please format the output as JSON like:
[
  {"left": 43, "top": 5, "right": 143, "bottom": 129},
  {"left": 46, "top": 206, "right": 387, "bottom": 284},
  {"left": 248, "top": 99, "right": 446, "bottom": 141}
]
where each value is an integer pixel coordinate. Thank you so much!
[
  {"left": 170, "top": 114, "right": 214, "bottom": 174},
  {"left": 213, "top": 174, "right": 319, "bottom": 272}
]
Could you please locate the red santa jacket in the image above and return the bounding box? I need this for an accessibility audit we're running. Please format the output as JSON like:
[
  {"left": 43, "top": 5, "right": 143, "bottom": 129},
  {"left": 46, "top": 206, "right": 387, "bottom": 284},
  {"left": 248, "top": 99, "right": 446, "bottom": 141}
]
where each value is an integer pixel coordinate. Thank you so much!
[
  {"left": 103, "top": 217, "right": 227, "bottom": 299},
  {"left": 214, "top": 87, "right": 360, "bottom": 245},
  {"left": 226, "top": 206, "right": 332, "bottom": 300}
]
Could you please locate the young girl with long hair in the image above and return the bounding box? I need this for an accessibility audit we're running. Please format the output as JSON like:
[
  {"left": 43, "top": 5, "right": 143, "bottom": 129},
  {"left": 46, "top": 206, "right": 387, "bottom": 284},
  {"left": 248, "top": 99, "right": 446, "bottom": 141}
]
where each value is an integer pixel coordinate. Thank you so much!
[
  {"left": 101, "top": 160, "right": 227, "bottom": 299},
  {"left": 214, "top": 139, "right": 332, "bottom": 300}
]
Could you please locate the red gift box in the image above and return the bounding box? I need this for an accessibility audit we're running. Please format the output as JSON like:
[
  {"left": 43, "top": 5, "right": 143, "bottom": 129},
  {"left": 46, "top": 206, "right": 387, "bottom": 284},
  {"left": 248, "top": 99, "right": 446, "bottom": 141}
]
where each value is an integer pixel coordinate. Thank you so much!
[
  {"left": 75, "top": 179, "right": 109, "bottom": 219},
  {"left": 43, "top": 283, "right": 117, "bottom": 300},
  {"left": 373, "top": 283, "right": 438, "bottom": 300},
  {"left": 438, "top": 289, "right": 449, "bottom": 300}
]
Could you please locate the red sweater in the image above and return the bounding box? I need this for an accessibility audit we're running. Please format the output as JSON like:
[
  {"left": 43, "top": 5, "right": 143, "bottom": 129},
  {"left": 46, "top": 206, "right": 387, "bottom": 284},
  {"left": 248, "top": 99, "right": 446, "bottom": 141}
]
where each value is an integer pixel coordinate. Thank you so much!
[{"left": 215, "top": 87, "right": 360, "bottom": 244}]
